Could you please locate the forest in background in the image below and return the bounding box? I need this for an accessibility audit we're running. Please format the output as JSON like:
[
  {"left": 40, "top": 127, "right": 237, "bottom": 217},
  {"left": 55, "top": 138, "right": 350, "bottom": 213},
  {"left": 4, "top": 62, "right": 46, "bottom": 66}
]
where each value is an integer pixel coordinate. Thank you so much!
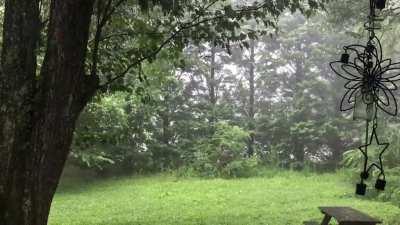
[{"left": 66, "top": 0, "right": 400, "bottom": 205}]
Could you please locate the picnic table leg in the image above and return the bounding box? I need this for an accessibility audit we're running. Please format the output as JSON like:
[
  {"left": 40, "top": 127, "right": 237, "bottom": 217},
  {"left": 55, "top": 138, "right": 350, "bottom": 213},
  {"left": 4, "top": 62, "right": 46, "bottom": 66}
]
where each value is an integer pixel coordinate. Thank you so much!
[{"left": 320, "top": 215, "right": 332, "bottom": 225}]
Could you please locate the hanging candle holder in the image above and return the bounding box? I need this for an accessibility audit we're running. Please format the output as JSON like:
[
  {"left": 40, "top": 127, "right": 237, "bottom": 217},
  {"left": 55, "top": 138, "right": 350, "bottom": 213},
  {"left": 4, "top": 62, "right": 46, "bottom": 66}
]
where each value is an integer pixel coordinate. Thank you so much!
[
  {"left": 375, "top": 173, "right": 387, "bottom": 191},
  {"left": 330, "top": 0, "right": 400, "bottom": 195}
]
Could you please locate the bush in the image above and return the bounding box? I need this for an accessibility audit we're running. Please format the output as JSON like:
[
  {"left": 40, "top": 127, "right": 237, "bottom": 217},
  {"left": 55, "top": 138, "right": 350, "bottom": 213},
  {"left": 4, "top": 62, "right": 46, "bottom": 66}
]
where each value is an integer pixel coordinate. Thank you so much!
[
  {"left": 71, "top": 92, "right": 156, "bottom": 175},
  {"left": 190, "top": 122, "right": 260, "bottom": 178},
  {"left": 192, "top": 151, "right": 218, "bottom": 177},
  {"left": 220, "top": 156, "right": 260, "bottom": 178}
]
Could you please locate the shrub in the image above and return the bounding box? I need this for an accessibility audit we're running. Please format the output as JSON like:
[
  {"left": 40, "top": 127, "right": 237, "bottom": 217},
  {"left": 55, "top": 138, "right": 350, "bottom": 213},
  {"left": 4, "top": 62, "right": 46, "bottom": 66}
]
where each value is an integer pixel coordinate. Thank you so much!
[
  {"left": 190, "top": 122, "right": 260, "bottom": 178},
  {"left": 220, "top": 156, "right": 260, "bottom": 178}
]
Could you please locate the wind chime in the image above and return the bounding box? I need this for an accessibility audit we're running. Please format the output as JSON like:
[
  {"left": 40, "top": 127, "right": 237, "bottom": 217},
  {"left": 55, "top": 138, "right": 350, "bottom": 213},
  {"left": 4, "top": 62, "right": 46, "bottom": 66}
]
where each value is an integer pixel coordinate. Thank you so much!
[{"left": 330, "top": 0, "right": 400, "bottom": 195}]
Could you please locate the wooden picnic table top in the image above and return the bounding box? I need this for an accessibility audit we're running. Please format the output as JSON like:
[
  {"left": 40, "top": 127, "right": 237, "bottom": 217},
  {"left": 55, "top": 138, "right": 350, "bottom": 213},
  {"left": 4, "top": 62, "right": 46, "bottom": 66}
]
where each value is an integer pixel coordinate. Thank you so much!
[{"left": 319, "top": 207, "right": 382, "bottom": 224}]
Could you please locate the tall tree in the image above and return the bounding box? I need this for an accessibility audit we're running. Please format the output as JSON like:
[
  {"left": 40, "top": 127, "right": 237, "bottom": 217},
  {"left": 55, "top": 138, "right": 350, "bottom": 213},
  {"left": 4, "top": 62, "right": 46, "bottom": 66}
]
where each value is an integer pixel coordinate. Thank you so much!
[
  {"left": 209, "top": 40, "right": 218, "bottom": 124},
  {"left": 0, "top": 1, "right": 96, "bottom": 224},
  {"left": 247, "top": 38, "right": 256, "bottom": 156}
]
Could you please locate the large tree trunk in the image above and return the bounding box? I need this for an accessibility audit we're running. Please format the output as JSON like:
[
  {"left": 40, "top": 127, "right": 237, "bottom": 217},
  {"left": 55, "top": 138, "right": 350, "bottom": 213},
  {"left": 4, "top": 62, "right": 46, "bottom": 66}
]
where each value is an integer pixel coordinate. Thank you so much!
[
  {"left": 0, "top": 0, "right": 97, "bottom": 224},
  {"left": 0, "top": 1, "right": 41, "bottom": 223}
]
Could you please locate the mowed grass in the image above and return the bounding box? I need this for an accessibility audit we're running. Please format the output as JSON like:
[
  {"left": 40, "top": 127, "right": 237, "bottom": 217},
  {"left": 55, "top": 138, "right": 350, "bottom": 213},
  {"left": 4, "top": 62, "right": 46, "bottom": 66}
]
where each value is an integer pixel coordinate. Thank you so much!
[{"left": 48, "top": 171, "right": 400, "bottom": 225}]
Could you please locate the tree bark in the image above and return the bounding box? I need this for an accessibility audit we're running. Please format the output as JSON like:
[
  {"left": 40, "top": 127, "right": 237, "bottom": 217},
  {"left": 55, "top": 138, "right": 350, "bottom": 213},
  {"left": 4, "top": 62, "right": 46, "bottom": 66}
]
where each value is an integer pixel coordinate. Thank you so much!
[
  {"left": 208, "top": 40, "right": 217, "bottom": 124},
  {"left": 161, "top": 97, "right": 171, "bottom": 145},
  {"left": 0, "top": 0, "right": 97, "bottom": 224},
  {"left": 328, "top": 136, "right": 344, "bottom": 169},
  {"left": 0, "top": 1, "right": 41, "bottom": 223},
  {"left": 292, "top": 56, "right": 306, "bottom": 165},
  {"left": 247, "top": 39, "right": 256, "bottom": 156}
]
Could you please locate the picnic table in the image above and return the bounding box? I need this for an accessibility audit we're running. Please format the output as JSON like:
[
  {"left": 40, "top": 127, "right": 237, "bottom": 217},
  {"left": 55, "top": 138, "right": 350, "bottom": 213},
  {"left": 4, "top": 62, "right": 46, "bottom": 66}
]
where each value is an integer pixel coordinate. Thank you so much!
[{"left": 304, "top": 206, "right": 382, "bottom": 225}]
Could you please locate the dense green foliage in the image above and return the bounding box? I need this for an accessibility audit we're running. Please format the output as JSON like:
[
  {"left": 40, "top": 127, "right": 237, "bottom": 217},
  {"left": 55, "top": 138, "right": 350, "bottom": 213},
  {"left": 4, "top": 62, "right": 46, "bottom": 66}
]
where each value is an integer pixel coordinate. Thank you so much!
[
  {"left": 49, "top": 172, "right": 400, "bottom": 225},
  {"left": 66, "top": 0, "right": 400, "bottom": 210}
]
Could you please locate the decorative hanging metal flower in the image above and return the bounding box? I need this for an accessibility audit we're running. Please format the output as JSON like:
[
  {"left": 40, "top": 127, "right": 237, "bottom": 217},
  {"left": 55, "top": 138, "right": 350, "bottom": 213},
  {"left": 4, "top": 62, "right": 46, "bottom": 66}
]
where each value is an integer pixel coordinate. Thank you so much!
[
  {"left": 330, "top": 0, "right": 399, "bottom": 195},
  {"left": 330, "top": 36, "right": 400, "bottom": 117}
]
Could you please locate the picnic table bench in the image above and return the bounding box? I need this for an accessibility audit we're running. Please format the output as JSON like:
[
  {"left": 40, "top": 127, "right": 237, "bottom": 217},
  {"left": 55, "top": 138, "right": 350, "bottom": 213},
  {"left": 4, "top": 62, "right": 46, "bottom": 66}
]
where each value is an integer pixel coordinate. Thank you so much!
[{"left": 304, "top": 206, "right": 382, "bottom": 225}]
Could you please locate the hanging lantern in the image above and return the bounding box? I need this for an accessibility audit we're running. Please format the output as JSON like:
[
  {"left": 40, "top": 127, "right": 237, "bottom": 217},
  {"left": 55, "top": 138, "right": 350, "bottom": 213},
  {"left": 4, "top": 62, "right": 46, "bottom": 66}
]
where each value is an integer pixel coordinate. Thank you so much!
[
  {"left": 330, "top": 0, "right": 400, "bottom": 195},
  {"left": 375, "top": 178, "right": 386, "bottom": 191},
  {"left": 356, "top": 183, "right": 367, "bottom": 196},
  {"left": 375, "top": 0, "right": 386, "bottom": 10},
  {"left": 340, "top": 52, "right": 349, "bottom": 64}
]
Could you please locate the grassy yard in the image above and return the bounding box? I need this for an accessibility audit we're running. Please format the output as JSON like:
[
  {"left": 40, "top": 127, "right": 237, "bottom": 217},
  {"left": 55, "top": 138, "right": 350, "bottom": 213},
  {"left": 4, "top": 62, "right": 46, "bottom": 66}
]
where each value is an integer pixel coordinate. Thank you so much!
[{"left": 48, "top": 171, "right": 400, "bottom": 225}]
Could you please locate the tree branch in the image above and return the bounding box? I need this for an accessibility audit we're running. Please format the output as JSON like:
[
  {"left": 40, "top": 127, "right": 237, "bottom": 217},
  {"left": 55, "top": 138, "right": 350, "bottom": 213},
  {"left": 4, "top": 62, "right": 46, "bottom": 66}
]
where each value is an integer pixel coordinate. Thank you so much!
[
  {"left": 90, "top": 0, "right": 127, "bottom": 77},
  {"left": 99, "top": 1, "right": 273, "bottom": 88}
]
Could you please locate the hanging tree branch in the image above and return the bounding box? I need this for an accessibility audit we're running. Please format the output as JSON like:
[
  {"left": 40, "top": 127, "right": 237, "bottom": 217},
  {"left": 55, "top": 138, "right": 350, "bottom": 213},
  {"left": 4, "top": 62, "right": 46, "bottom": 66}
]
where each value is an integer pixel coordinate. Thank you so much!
[
  {"left": 90, "top": 0, "right": 127, "bottom": 78},
  {"left": 98, "top": 0, "right": 275, "bottom": 88}
]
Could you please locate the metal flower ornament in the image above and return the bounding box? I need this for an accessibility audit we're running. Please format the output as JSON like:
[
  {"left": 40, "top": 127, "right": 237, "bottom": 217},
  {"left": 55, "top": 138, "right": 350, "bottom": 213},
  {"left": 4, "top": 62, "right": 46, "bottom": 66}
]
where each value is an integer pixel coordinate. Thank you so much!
[{"left": 330, "top": 0, "right": 400, "bottom": 195}]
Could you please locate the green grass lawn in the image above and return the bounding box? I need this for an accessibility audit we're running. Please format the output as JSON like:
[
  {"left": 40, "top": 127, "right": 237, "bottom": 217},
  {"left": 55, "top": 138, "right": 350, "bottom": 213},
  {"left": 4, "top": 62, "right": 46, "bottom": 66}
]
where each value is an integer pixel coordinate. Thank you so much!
[{"left": 48, "top": 171, "right": 400, "bottom": 225}]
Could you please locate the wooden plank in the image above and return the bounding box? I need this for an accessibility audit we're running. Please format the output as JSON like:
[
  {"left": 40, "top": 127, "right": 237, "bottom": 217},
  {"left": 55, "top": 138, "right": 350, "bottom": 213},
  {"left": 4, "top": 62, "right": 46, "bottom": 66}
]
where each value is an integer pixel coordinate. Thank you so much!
[
  {"left": 319, "top": 207, "right": 382, "bottom": 224},
  {"left": 321, "top": 215, "right": 332, "bottom": 225}
]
